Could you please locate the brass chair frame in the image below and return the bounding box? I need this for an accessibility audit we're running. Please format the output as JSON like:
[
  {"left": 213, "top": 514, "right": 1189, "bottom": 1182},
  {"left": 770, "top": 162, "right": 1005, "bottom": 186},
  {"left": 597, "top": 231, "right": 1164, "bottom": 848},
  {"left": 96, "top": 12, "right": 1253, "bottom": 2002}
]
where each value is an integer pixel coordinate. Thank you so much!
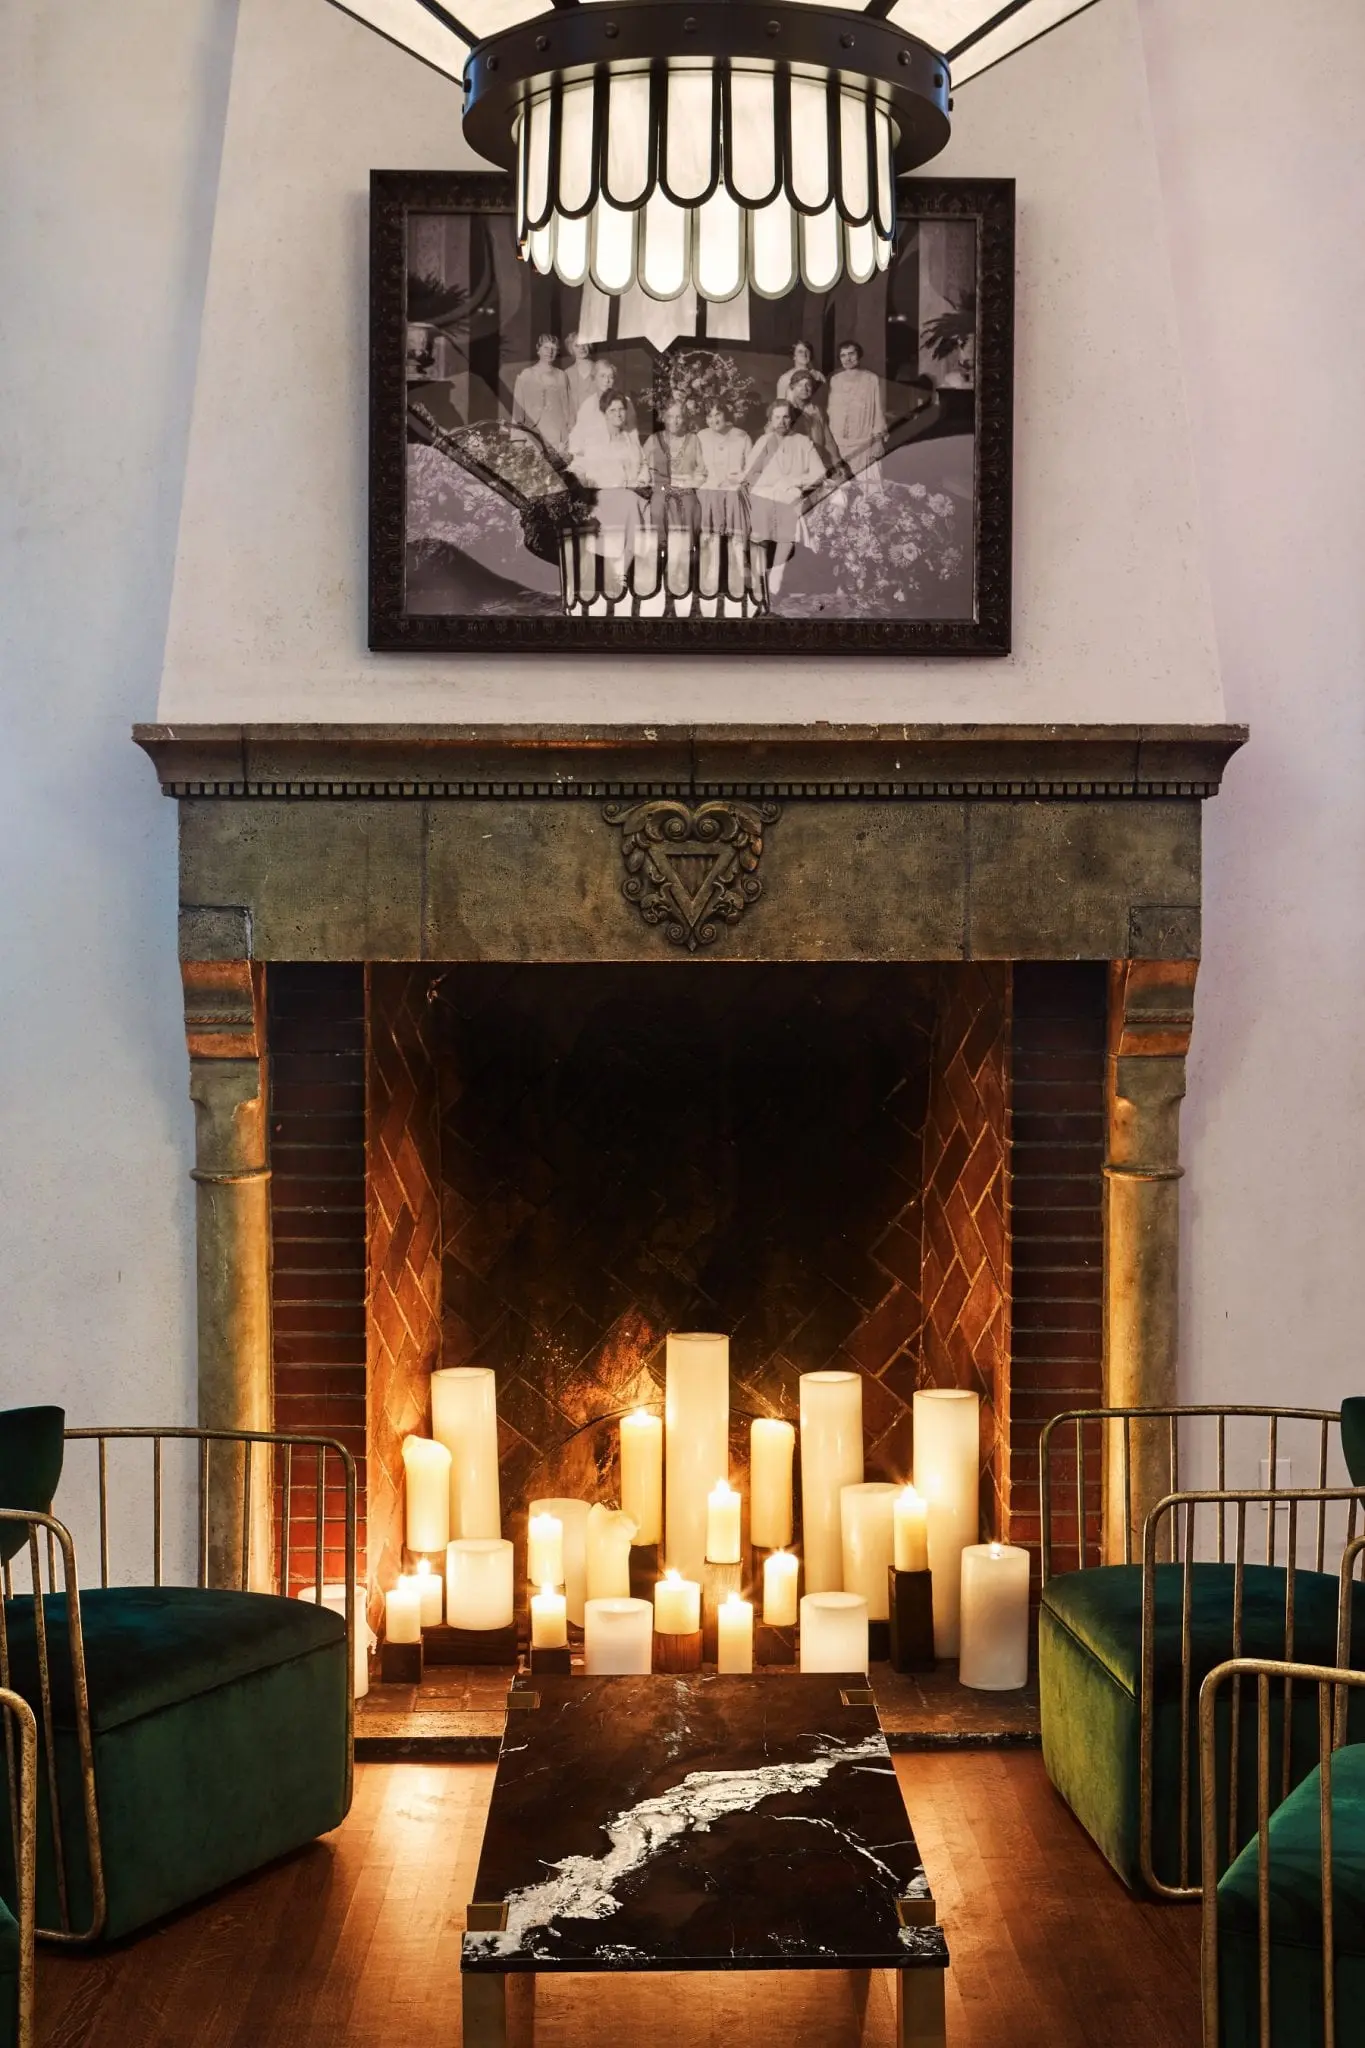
[
  {"left": 0, "top": 1427, "right": 356, "bottom": 1946},
  {"left": 0, "top": 1686, "right": 37, "bottom": 2048},
  {"left": 1040, "top": 1405, "right": 1364, "bottom": 1900}
]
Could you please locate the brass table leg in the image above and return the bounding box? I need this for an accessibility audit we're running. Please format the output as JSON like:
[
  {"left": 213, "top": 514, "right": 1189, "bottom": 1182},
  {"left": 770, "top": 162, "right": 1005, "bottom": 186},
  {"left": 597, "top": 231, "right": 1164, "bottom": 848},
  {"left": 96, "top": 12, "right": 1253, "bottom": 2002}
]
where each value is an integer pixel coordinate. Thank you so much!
[
  {"left": 462, "top": 1973, "right": 508, "bottom": 2048},
  {"left": 896, "top": 1968, "right": 947, "bottom": 2048}
]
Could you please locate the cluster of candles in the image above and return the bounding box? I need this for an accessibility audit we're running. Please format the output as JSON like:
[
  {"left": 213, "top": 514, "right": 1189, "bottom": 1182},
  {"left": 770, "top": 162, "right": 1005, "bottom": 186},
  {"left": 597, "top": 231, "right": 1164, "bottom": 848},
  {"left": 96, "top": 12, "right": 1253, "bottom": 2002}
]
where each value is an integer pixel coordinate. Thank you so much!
[{"left": 385, "top": 1341, "right": 1030, "bottom": 1690}]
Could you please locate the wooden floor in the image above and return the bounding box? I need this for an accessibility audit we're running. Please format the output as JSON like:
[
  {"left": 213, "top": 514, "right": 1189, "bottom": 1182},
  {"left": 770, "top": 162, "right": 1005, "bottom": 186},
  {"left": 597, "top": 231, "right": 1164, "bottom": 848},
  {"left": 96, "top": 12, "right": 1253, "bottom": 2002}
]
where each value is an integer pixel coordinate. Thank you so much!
[{"left": 34, "top": 1755, "right": 1200, "bottom": 2047}]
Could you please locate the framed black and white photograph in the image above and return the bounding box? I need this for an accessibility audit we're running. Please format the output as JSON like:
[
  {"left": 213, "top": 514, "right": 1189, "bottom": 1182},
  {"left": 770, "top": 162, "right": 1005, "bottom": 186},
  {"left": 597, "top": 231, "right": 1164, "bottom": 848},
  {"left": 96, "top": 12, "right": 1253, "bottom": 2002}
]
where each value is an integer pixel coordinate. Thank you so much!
[{"left": 370, "top": 171, "right": 1013, "bottom": 653}]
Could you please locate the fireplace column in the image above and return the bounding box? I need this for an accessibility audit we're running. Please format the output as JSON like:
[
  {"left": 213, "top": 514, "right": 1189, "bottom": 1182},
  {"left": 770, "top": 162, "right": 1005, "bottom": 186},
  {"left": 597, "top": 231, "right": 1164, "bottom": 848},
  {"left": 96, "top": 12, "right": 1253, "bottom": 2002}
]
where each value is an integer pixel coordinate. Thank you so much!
[
  {"left": 182, "top": 945, "right": 272, "bottom": 1585},
  {"left": 1103, "top": 959, "right": 1198, "bottom": 1562}
]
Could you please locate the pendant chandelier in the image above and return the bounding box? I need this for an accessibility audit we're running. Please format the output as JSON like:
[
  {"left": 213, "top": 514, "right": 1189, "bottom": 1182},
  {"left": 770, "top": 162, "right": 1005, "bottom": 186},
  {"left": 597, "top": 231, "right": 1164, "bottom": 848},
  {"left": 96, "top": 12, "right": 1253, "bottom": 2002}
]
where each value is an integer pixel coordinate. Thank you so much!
[{"left": 328, "top": 0, "right": 1103, "bottom": 302}]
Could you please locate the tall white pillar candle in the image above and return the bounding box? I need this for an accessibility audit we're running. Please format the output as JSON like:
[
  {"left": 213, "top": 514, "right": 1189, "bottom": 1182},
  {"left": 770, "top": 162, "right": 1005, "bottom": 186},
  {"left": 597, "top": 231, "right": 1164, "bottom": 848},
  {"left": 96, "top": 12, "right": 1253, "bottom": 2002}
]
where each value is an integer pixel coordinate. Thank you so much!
[
  {"left": 959, "top": 1543, "right": 1031, "bottom": 1690},
  {"left": 799, "top": 1592, "right": 869, "bottom": 1674},
  {"left": 653, "top": 1569, "right": 702, "bottom": 1635},
  {"left": 401, "top": 1436, "right": 452, "bottom": 1554},
  {"left": 586, "top": 1504, "right": 637, "bottom": 1601},
  {"left": 894, "top": 1485, "right": 929, "bottom": 1573},
  {"left": 799, "top": 1371, "right": 864, "bottom": 1593},
  {"left": 705, "top": 1481, "right": 741, "bottom": 1564},
  {"left": 527, "top": 1512, "right": 564, "bottom": 1588},
  {"left": 749, "top": 1418, "right": 795, "bottom": 1548},
  {"left": 584, "top": 1597, "right": 654, "bottom": 1674},
  {"left": 665, "top": 1333, "right": 730, "bottom": 1580},
  {"left": 401, "top": 1559, "right": 443, "bottom": 1628},
  {"left": 762, "top": 1549, "right": 799, "bottom": 1627},
  {"left": 431, "top": 1366, "right": 502, "bottom": 1539},
  {"left": 620, "top": 1409, "right": 663, "bottom": 1545},
  {"left": 530, "top": 1585, "right": 568, "bottom": 1650},
  {"left": 385, "top": 1582, "right": 421, "bottom": 1644},
  {"left": 445, "top": 1538, "right": 515, "bottom": 1630},
  {"left": 913, "top": 1388, "right": 981, "bottom": 1656},
  {"left": 717, "top": 1593, "right": 754, "bottom": 1673},
  {"left": 530, "top": 1498, "right": 590, "bottom": 1625},
  {"left": 840, "top": 1482, "right": 898, "bottom": 1620},
  {"left": 297, "top": 1583, "right": 375, "bottom": 1699}
]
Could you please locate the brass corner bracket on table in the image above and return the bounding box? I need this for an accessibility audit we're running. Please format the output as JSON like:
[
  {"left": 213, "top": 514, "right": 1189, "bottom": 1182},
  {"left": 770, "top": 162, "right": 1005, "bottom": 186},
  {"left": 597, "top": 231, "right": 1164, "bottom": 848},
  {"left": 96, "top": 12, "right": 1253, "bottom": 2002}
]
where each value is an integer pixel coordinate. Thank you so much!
[{"left": 603, "top": 797, "right": 781, "bottom": 952}]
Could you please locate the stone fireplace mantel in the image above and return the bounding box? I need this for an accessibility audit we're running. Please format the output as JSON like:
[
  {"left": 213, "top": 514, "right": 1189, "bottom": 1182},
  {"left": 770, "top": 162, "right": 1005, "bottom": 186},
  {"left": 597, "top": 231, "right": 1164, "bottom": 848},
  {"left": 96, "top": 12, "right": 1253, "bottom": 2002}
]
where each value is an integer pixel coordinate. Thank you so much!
[{"left": 134, "top": 720, "right": 1246, "bottom": 1570}]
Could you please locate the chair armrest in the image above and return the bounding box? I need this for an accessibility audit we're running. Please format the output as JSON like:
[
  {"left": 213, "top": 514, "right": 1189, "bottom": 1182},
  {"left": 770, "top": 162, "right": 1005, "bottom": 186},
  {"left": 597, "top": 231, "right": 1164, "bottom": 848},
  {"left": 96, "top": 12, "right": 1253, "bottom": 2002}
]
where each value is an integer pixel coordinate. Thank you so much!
[{"left": 0, "top": 1686, "right": 37, "bottom": 2048}]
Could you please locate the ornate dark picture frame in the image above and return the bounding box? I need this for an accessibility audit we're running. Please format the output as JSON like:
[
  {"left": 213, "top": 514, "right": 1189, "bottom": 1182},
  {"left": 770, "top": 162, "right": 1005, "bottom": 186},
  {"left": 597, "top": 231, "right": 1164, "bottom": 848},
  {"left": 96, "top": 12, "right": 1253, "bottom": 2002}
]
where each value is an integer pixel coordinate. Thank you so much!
[{"left": 370, "top": 169, "right": 1013, "bottom": 654}]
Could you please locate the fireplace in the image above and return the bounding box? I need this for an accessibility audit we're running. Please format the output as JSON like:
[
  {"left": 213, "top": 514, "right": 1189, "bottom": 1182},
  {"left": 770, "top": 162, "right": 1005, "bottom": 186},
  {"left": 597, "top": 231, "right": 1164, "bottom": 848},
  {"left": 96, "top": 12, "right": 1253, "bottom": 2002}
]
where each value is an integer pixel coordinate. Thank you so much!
[{"left": 143, "top": 721, "right": 1245, "bottom": 1604}]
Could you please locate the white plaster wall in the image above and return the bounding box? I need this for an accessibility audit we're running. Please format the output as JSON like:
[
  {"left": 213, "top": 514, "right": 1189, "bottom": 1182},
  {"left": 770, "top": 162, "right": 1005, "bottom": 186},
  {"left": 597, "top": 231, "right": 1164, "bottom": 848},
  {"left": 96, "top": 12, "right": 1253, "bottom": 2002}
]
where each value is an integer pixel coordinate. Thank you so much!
[{"left": 156, "top": 0, "right": 1224, "bottom": 722}]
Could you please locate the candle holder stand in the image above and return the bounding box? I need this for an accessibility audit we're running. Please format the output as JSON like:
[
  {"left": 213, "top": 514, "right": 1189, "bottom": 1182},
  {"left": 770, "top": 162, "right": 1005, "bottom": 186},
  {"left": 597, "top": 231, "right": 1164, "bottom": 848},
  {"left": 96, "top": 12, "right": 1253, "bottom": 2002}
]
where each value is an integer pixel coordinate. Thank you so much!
[
  {"left": 425, "top": 1621, "right": 520, "bottom": 1666},
  {"left": 868, "top": 1619, "right": 891, "bottom": 1663},
  {"left": 653, "top": 1628, "right": 704, "bottom": 1674},
  {"left": 628, "top": 1543, "right": 661, "bottom": 1602},
  {"left": 755, "top": 1622, "right": 797, "bottom": 1666},
  {"left": 887, "top": 1567, "right": 936, "bottom": 1672},
  {"left": 529, "top": 1644, "right": 572, "bottom": 1675},
  {"left": 702, "top": 1560, "right": 743, "bottom": 1662},
  {"left": 380, "top": 1638, "right": 424, "bottom": 1685}
]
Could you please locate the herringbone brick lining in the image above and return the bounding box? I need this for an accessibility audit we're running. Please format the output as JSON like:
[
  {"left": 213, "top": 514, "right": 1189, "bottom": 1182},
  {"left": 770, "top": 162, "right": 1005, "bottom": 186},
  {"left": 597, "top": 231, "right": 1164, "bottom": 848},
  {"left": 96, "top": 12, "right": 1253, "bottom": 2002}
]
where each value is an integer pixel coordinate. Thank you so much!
[{"left": 366, "top": 965, "right": 443, "bottom": 1619}]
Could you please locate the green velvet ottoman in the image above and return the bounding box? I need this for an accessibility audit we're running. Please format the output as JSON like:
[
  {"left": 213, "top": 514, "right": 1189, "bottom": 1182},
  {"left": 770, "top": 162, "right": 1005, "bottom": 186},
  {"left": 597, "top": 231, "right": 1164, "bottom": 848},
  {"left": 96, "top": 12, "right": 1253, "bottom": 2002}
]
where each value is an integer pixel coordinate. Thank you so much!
[
  {"left": 1040, "top": 1563, "right": 1365, "bottom": 1891},
  {"left": 0, "top": 1585, "right": 349, "bottom": 1940},
  {"left": 1216, "top": 1743, "right": 1365, "bottom": 2046},
  {"left": 0, "top": 1895, "right": 16, "bottom": 2048}
]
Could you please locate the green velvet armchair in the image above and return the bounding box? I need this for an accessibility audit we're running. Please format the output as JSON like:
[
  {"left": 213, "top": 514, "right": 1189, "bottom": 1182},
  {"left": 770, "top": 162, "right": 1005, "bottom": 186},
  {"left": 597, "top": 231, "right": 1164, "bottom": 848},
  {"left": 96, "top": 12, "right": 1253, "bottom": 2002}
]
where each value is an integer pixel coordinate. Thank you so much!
[
  {"left": 1038, "top": 1404, "right": 1365, "bottom": 1900},
  {"left": 0, "top": 1686, "right": 36, "bottom": 2048},
  {"left": 0, "top": 1414, "right": 356, "bottom": 1945}
]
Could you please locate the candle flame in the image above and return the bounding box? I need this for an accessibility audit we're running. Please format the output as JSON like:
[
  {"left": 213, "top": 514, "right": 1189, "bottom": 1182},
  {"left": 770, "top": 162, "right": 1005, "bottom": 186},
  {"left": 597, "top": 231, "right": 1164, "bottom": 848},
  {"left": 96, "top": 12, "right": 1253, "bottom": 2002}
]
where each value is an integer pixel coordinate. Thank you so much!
[
  {"left": 721, "top": 1590, "right": 748, "bottom": 1611},
  {"left": 898, "top": 1484, "right": 924, "bottom": 1507},
  {"left": 538, "top": 1583, "right": 555, "bottom": 1599},
  {"left": 989, "top": 1542, "right": 1003, "bottom": 1559},
  {"left": 415, "top": 1558, "right": 433, "bottom": 1577},
  {"left": 663, "top": 1568, "right": 682, "bottom": 1583}
]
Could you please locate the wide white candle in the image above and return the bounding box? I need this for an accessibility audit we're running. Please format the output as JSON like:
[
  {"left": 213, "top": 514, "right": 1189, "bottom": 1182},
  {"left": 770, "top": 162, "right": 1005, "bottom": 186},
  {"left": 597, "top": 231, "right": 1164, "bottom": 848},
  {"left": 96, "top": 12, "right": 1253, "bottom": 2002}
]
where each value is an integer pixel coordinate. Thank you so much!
[
  {"left": 894, "top": 1485, "right": 930, "bottom": 1573},
  {"left": 431, "top": 1365, "right": 502, "bottom": 1539},
  {"left": 913, "top": 1389, "right": 981, "bottom": 1656},
  {"left": 799, "top": 1591, "right": 869, "bottom": 1674},
  {"left": 717, "top": 1592, "right": 754, "bottom": 1673},
  {"left": 297, "top": 1583, "right": 375, "bottom": 1698},
  {"left": 750, "top": 1418, "right": 795, "bottom": 1548},
  {"left": 527, "top": 1512, "right": 564, "bottom": 1587},
  {"left": 840, "top": 1482, "right": 898, "bottom": 1620},
  {"left": 959, "top": 1543, "right": 1031, "bottom": 1690},
  {"left": 654, "top": 1568, "right": 701, "bottom": 1635},
  {"left": 530, "top": 1584, "right": 568, "bottom": 1650},
  {"left": 763, "top": 1549, "right": 800, "bottom": 1627},
  {"left": 665, "top": 1333, "right": 730, "bottom": 1580},
  {"left": 445, "top": 1537, "right": 515, "bottom": 1631},
  {"left": 401, "top": 1559, "right": 443, "bottom": 1628},
  {"left": 385, "top": 1582, "right": 421, "bottom": 1644},
  {"left": 530, "top": 1498, "right": 590, "bottom": 1625},
  {"left": 401, "top": 1436, "right": 452, "bottom": 1554},
  {"left": 586, "top": 1503, "right": 637, "bottom": 1601},
  {"left": 584, "top": 1597, "right": 654, "bottom": 1674},
  {"left": 620, "top": 1409, "right": 663, "bottom": 1545},
  {"left": 799, "top": 1371, "right": 864, "bottom": 1593},
  {"left": 705, "top": 1480, "right": 742, "bottom": 1564}
]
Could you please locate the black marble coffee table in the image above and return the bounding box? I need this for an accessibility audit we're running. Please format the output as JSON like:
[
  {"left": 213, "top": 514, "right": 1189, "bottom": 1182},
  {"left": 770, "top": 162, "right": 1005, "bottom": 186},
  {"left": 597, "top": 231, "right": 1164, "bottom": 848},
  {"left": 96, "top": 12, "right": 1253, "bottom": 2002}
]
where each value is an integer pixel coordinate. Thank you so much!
[{"left": 461, "top": 1672, "right": 948, "bottom": 2046}]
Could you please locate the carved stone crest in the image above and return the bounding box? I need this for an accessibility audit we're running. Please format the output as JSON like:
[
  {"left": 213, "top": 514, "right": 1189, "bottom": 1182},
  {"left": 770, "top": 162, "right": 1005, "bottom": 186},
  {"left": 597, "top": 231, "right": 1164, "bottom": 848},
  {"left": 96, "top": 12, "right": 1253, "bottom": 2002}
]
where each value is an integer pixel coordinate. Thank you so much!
[{"left": 602, "top": 798, "right": 780, "bottom": 952}]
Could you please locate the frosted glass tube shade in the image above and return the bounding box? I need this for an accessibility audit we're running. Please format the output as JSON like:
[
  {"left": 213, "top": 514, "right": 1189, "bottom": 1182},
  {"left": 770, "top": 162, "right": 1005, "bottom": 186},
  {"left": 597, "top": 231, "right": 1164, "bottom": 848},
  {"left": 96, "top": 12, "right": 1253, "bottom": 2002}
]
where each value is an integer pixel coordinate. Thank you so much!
[
  {"left": 749, "top": 1418, "right": 795, "bottom": 1548},
  {"left": 799, "top": 1370, "right": 864, "bottom": 1594},
  {"left": 530, "top": 1497, "right": 590, "bottom": 1625},
  {"left": 913, "top": 1388, "right": 981, "bottom": 1656},
  {"left": 606, "top": 71, "right": 652, "bottom": 206},
  {"left": 840, "top": 1482, "right": 898, "bottom": 1620},
  {"left": 430, "top": 1366, "right": 501, "bottom": 1539},
  {"left": 800, "top": 1592, "right": 869, "bottom": 1674},
  {"left": 558, "top": 82, "right": 596, "bottom": 214},
  {"left": 401, "top": 1436, "right": 451, "bottom": 1554},
  {"left": 584, "top": 1597, "right": 654, "bottom": 1674},
  {"left": 959, "top": 1543, "right": 1031, "bottom": 1690},
  {"left": 664, "top": 1333, "right": 730, "bottom": 1579},
  {"left": 445, "top": 1538, "right": 515, "bottom": 1631}
]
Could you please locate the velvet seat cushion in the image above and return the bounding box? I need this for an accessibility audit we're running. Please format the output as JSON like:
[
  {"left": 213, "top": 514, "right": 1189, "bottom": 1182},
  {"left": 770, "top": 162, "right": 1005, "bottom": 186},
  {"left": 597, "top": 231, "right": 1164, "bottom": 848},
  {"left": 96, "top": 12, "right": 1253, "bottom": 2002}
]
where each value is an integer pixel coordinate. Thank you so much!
[
  {"left": 1, "top": 1587, "right": 344, "bottom": 1733},
  {"left": 1216, "top": 1744, "right": 1365, "bottom": 2046},
  {"left": 0, "top": 1893, "right": 15, "bottom": 2048},
  {"left": 0, "top": 1406, "right": 64, "bottom": 1565}
]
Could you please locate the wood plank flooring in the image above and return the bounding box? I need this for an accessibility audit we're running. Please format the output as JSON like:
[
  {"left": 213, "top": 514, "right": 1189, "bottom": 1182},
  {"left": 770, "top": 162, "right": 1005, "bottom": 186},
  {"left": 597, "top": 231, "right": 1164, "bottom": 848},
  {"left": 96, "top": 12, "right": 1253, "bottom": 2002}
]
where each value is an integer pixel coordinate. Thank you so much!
[{"left": 33, "top": 1755, "right": 1200, "bottom": 2047}]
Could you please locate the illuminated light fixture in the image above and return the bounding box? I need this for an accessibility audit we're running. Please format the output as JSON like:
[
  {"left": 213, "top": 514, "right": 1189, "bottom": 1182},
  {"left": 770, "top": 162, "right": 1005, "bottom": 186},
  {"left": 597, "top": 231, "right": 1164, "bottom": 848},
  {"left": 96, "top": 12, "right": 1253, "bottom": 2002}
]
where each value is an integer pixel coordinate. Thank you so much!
[{"left": 328, "top": 0, "right": 1106, "bottom": 300}]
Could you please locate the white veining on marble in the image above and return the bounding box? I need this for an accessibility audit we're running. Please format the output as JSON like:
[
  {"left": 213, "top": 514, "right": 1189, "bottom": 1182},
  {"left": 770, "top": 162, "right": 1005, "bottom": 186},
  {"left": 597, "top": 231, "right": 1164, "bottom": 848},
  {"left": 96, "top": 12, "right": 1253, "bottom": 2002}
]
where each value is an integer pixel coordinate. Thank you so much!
[
  {"left": 465, "top": 1731, "right": 891, "bottom": 1958},
  {"left": 770, "top": 1812, "right": 904, "bottom": 1886}
]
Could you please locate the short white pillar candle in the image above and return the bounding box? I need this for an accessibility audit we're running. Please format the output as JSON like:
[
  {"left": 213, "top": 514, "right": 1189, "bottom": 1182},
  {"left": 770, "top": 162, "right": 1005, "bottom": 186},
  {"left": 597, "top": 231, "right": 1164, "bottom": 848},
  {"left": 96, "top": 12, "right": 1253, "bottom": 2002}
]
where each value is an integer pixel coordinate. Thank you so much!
[
  {"left": 749, "top": 1418, "right": 795, "bottom": 1548},
  {"left": 799, "top": 1371, "right": 864, "bottom": 1593},
  {"left": 912, "top": 1388, "right": 981, "bottom": 1656},
  {"left": 586, "top": 1503, "right": 637, "bottom": 1601},
  {"left": 530, "top": 1584, "right": 568, "bottom": 1650},
  {"left": 717, "top": 1592, "right": 754, "bottom": 1673},
  {"left": 297, "top": 1583, "right": 375, "bottom": 1698},
  {"left": 959, "top": 1542, "right": 1031, "bottom": 1690},
  {"left": 840, "top": 1482, "right": 898, "bottom": 1620},
  {"left": 431, "top": 1365, "right": 502, "bottom": 1539},
  {"left": 445, "top": 1537, "right": 515, "bottom": 1631},
  {"left": 800, "top": 1591, "right": 869, "bottom": 1674},
  {"left": 401, "top": 1436, "right": 452, "bottom": 1554},
  {"left": 619, "top": 1409, "right": 663, "bottom": 1545},
  {"left": 762, "top": 1548, "right": 800, "bottom": 1627},
  {"left": 530, "top": 1498, "right": 591, "bottom": 1625},
  {"left": 894, "top": 1485, "right": 929, "bottom": 1573},
  {"left": 653, "top": 1568, "right": 702, "bottom": 1635},
  {"left": 527, "top": 1511, "right": 564, "bottom": 1588},
  {"left": 584, "top": 1597, "right": 654, "bottom": 1674},
  {"left": 402, "top": 1558, "right": 444, "bottom": 1628},
  {"left": 385, "top": 1582, "right": 421, "bottom": 1645},
  {"left": 705, "top": 1480, "right": 742, "bottom": 1564}
]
